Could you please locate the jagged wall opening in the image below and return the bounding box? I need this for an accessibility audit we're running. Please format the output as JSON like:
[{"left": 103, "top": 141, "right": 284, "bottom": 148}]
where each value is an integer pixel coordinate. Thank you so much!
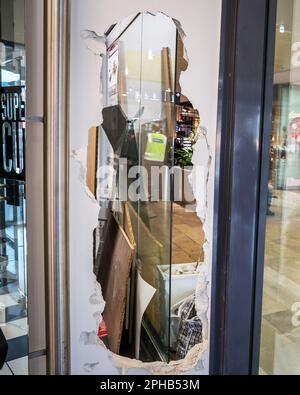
[{"left": 69, "top": 0, "right": 221, "bottom": 375}]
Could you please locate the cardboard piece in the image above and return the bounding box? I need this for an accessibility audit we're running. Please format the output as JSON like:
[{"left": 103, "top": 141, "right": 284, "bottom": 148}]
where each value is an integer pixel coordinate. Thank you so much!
[
  {"left": 135, "top": 271, "right": 157, "bottom": 360},
  {"left": 97, "top": 214, "right": 135, "bottom": 354}
]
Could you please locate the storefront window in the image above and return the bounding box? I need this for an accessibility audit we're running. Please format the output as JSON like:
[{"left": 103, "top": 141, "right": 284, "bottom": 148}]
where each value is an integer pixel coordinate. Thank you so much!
[
  {"left": 260, "top": 0, "right": 300, "bottom": 375},
  {"left": 0, "top": 0, "right": 28, "bottom": 375}
]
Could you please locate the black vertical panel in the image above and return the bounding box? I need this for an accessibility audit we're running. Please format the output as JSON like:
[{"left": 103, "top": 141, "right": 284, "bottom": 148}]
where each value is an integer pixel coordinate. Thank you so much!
[
  {"left": 210, "top": 0, "right": 277, "bottom": 375},
  {"left": 210, "top": 0, "right": 239, "bottom": 376},
  {"left": 225, "top": 0, "right": 268, "bottom": 374}
]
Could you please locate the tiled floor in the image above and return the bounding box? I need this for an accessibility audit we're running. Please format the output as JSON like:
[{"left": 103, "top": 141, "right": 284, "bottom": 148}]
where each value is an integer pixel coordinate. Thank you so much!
[
  {"left": 260, "top": 190, "right": 300, "bottom": 375},
  {"left": 173, "top": 204, "right": 205, "bottom": 263},
  {"left": 1, "top": 318, "right": 28, "bottom": 341},
  {"left": 0, "top": 197, "right": 29, "bottom": 376},
  {"left": 0, "top": 357, "right": 28, "bottom": 376}
]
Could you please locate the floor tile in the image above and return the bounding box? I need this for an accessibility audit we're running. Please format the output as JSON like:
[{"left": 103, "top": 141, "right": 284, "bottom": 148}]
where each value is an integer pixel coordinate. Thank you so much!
[
  {"left": 0, "top": 317, "right": 28, "bottom": 340},
  {"left": 0, "top": 363, "right": 13, "bottom": 376},
  {"left": 7, "top": 357, "right": 28, "bottom": 376}
]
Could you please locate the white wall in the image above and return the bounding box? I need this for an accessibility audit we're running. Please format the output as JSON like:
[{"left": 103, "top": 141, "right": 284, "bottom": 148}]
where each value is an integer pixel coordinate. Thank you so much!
[{"left": 69, "top": 0, "right": 222, "bottom": 375}]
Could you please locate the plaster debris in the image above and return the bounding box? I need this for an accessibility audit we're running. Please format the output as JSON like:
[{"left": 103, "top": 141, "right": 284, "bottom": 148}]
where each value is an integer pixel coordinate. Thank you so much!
[
  {"left": 80, "top": 331, "right": 100, "bottom": 346},
  {"left": 89, "top": 293, "right": 103, "bottom": 305},
  {"left": 111, "top": 341, "right": 209, "bottom": 376},
  {"left": 72, "top": 148, "right": 101, "bottom": 205},
  {"left": 80, "top": 30, "right": 107, "bottom": 55}
]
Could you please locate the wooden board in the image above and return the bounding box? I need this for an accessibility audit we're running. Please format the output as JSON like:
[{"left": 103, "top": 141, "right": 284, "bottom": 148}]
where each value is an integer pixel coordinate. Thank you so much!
[
  {"left": 86, "top": 127, "right": 98, "bottom": 198},
  {"left": 97, "top": 214, "right": 135, "bottom": 355}
]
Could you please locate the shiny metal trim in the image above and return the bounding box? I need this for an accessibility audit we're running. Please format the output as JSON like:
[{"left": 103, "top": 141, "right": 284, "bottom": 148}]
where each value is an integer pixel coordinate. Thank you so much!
[
  {"left": 29, "top": 349, "right": 48, "bottom": 359},
  {"left": 26, "top": 116, "right": 45, "bottom": 124},
  {"left": 44, "top": 0, "right": 70, "bottom": 375}
]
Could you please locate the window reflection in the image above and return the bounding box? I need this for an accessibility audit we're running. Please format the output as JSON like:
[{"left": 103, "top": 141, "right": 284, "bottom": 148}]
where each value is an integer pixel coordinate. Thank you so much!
[
  {"left": 260, "top": 0, "right": 300, "bottom": 375},
  {"left": 0, "top": 0, "right": 28, "bottom": 376}
]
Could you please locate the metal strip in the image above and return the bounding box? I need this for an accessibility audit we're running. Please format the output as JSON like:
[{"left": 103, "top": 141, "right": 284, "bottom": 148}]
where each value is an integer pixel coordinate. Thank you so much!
[
  {"left": 29, "top": 349, "right": 47, "bottom": 360},
  {"left": 44, "top": 0, "right": 70, "bottom": 375},
  {"left": 26, "top": 116, "right": 45, "bottom": 124}
]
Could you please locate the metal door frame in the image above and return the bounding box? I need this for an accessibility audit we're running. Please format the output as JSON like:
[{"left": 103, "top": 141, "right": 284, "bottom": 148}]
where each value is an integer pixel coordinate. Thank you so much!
[
  {"left": 26, "top": 0, "right": 70, "bottom": 375},
  {"left": 210, "top": 0, "right": 277, "bottom": 375}
]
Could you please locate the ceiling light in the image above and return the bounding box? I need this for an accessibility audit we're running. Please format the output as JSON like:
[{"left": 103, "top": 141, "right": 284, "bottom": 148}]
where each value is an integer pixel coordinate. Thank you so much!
[
  {"left": 148, "top": 49, "right": 154, "bottom": 61},
  {"left": 279, "top": 24, "right": 285, "bottom": 33}
]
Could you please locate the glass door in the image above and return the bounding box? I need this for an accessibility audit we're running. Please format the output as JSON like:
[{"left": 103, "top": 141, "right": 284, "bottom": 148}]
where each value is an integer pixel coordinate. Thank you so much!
[
  {"left": 259, "top": 0, "right": 300, "bottom": 375},
  {"left": 0, "top": 0, "right": 28, "bottom": 376}
]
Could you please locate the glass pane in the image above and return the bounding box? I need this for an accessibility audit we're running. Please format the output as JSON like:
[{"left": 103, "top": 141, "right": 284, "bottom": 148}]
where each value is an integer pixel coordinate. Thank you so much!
[
  {"left": 93, "top": 12, "right": 205, "bottom": 364},
  {"left": 260, "top": 0, "right": 300, "bottom": 375},
  {"left": 137, "top": 13, "right": 177, "bottom": 362},
  {"left": 0, "top": 0, "right": 28, "bottom": 375}
]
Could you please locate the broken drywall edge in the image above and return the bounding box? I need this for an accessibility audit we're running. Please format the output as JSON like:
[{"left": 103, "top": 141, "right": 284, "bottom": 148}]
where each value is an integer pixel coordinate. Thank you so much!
[
  {"left": 159, "top": 11, "right": 189, "bottom": 64},
  {"left": 71, "top": 148, "right": 103, "bottom": 206},
  {"left": 191, "top": 126, "right": 213, "bottom": 343},
  {"left": 80, "top": 30, "right": 107, "bottom": 56},
  {"left": 111, "top": 340, "right": 208, "bottom": 375},
  {"left": 190, "top": 126, "right": 212, "bottom": 223},
  {"left": 74, "top": 10, "right": 212, "bottom": 375}
]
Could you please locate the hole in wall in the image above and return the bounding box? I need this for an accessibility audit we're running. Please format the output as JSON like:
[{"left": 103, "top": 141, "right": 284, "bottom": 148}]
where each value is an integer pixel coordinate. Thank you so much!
[{"left": 81, "top": 11, "right": 210, "bottom": 370}]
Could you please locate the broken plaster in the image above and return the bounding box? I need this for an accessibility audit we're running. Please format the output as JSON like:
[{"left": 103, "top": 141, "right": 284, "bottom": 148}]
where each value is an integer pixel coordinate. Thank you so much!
[{"left": 74, "top": 11, "right": 212, "bottom": 375}]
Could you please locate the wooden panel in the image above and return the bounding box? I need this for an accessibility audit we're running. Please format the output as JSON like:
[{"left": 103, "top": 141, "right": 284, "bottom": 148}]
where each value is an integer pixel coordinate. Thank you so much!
[{"left": 86, "top": 127, "right": 98, "bottom": 198}]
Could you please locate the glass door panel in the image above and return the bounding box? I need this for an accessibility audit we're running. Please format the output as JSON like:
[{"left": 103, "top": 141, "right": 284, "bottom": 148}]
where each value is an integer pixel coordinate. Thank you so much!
[
  {"left": 260, "top": 0, "right": 300, "bottom": 375},
  {"left": 100, "top": 12, "right": 205, "bottom": 363},
  {"left": 0, "top": 0, "right": 28, "bottom": 376}
]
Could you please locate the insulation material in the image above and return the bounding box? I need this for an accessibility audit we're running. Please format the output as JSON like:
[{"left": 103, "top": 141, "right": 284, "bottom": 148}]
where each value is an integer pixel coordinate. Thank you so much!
[{"left": 70, "top": 0, "right": 222, "bottom": 375}]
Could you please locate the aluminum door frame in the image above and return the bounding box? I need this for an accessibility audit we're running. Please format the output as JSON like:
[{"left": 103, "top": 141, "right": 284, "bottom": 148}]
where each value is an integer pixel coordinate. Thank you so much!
[
  {"left": 25, "top": 0, "right": 70, "bottom": 375},
  {"left": 210, "top": 0, "right": 277, "bottom": 375}
]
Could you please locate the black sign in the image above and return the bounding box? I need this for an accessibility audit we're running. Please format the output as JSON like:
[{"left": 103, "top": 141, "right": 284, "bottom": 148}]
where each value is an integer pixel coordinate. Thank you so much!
[{"left": 0, "top": 86, "right": 26, "bottom": 181}]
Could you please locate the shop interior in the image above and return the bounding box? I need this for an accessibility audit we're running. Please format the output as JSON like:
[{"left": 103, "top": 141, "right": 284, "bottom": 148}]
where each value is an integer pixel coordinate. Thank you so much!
[{"left": 88, "top": 12, "right": 205, "bottom": 363}]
